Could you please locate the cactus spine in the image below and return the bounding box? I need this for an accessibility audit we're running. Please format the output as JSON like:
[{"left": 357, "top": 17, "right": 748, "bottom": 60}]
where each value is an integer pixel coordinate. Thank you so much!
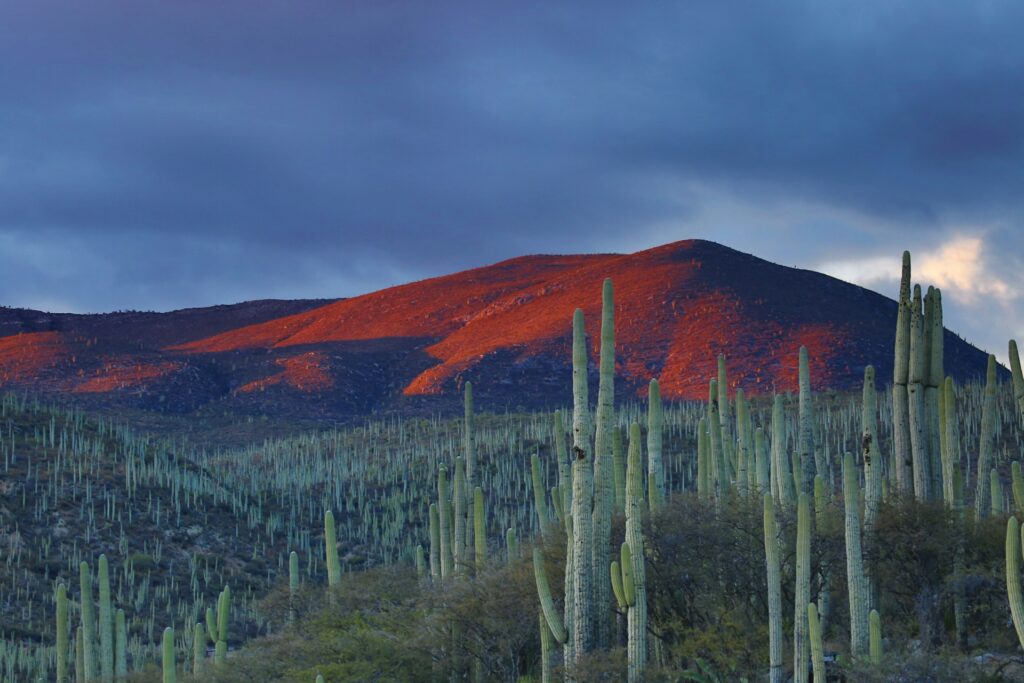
[
  {"left": 794, "top": 492, "right": 811, "bottom": 683},
  {"left": 57, "top": 583, "right": 69, "bottom": 683},
  {"left": 79, "top": 561, "right": 97, "bottom": 682},
  {"left": 893, "top": 251, "right": 914, "bottom": 495},
  {"left": 764, "top": 494, "right": 783, "bottom": 683},
  {"left": 162, "top": 626, "right": 175, "bottom": 683},
  {"left": 843, "top": 453, "right": 869, "bottom": 655},
  {"left": 1006, "top": 516, "right": 1024, "bottom": 649},
  {"left": 570, "top": 307, "right": 594, "bottom": 660},
  {"left": 808, "top": 602, "right": 825, "bottom": 682},
  {"left": 647, "top": 378, "right": 665, "bottom": 512},
  {"left": 798, "top": 346, "right": 816, "bottom": 494},
  {"left": 592, "top": 279, "right": 615, "bottom": 648},
  {"left": 98, "top": 554, "right": 113, "bottom": 682},
  {"left": 624, "top": 423, "right": 647, "bottom": 683},
  {"left": 976, "top": 355, "right": 998, "bottom": 517},
  {"left": 324, "top": 510, "right": 341, "bottom": 587}
]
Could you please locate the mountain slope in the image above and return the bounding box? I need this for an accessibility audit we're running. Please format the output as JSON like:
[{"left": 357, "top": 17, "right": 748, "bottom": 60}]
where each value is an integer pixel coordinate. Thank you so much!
[{"left": 0, "top": 240, "right": 994, "bottom": 416}]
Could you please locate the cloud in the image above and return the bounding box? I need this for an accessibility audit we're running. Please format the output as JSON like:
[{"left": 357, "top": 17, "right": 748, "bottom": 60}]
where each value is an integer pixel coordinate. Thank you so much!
[{"left": 917, "top": 236, "right": 1015, "bottom": 304}]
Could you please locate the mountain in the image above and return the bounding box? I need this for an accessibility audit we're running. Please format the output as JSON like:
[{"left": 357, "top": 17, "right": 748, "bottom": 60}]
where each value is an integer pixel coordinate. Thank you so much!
[{"left": 0, "top": 240, "right": 993, "bottom": 418}]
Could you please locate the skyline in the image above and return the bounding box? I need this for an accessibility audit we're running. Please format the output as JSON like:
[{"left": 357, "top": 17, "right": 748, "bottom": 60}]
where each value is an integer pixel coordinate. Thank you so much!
[{"left": 1, "top": 2, "right": 1021, "bottom": 360}]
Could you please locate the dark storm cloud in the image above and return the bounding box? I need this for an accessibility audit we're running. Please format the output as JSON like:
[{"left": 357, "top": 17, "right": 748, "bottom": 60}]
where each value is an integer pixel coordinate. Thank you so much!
[{"left": 1, "top": 1, "right": 1023, "bottom": 315}]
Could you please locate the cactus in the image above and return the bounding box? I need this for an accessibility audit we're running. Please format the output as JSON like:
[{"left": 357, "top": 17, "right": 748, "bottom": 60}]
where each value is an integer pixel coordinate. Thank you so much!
[
  {"left": 1012, "top": 462, "right": 1024, "bottom": 516},
  {"left": 613, "top": 426, "right": 626, "bottom": 510},
  {"left": 843, "top": 453, "right": 869, "bottom": 656},
  {"left": 814, "top": 474, "right": 831, "bottom": 637},
  {"left": 531, "top": 453, "right": 548, "bottom": 535},
  {"left": 862, "top": 366, "right": 881, "bottom": 530},
  {"left": 79, "top": 561, "right": 97, "bottom": 682},
  {"left": 162, "top": 626, "right": 175, "bottom": 683},
  {"left": 736, "top": 388, "right": 752, "bottom": 492},
  {"left": 794, "top": 492, "right": 811, "bottom": 683},
  {"left": 908, "top": 285, "right": 931, "bottom": 500},
  {"left": 992, "top": 469, "right": 1006, "bottom": 515},
  {"left": 506, "top": 527, "right": 518, "bottom": 562},
  {"left": 624, "top": 422, "right": 647, "bottom": 683},
  {"left": 708, "top": 380, "right": 726, "bottom": 497},
  {"left": 438, "top": 466, "right": 452, "bottom": 579},
  {"left": 893, "top": 251, "right": 913, "bottom": 495},
  {"left": 763, "top": 494, "right": 783, "bottom": 683},
  {"left": 808, "top": 603, "right": 825, "bottom": 682},
  {"left": 115, "top": 609, "right": 126, "bottom": 678},
  {"left": 869, "top": 609, "right": 882, "bottom": 665},
  {"left": 289, "top": 551, "right": 300, "bottom": 622},
  {"left": 98, "top": 554, "right": 113, "bottom": 682},
  {"left": 429, "top": 503, "right": 441, "bottom": 580},
  {"left": 453, "top": 457, "right": 467, "bottom": 575},
  {"left": 772, "top": 395, "right": 795, "bottom": 507},
  {"left": 57, "top": 583, "right": 69, "bottom": 683},
  {"left": 570, "top": 307, "right": 594, "bottom": 660},
  {"left": 697, "top": 417, "right": 709, "bottom": 500},
  {"left": 76, "top": 625, "right": 84, "bottom": 683},
  {"left": 976, "top": 355, "right": 998, "bottom": 517},
  {"left": 592, "top": 279, "right": 616, "bottom": 648},
  {"left": 941, "top": 377, "right": 958, "bottom": 506},
  {"left": 1005, "top": 516, "right": 1024, "bottom": 649},
  {"left": 798, "top": 346, "right": 816, "bottom": 494},
  {"left": 1011, "top": 340, "right": 1024, "bottom": 421},
  {"left": 474, "top": 487, "right": 486, "bottom": 569},
  {"left": 324, "top": 510, "right": 341, "bottom": 587},
  {"left": 926, "top": 288, "right": 945, "bottom": 498},
  {"left": 647, "top": 378, "right": 665, "bottom": 512},
  {"left": 539, "top": 610, "right": 553, "bottom": 683},
  {"left": 533, "top": 546, "right": 567, "bottom": 645},
  {"left": 193, "top": 622, "right": 205, "bottom": 675}
]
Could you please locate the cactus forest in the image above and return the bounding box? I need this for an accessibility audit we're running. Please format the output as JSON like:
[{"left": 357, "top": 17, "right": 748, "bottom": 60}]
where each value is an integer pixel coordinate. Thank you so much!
[{"left": 2, "top": 252, "right": 1024, "bottom": 682}]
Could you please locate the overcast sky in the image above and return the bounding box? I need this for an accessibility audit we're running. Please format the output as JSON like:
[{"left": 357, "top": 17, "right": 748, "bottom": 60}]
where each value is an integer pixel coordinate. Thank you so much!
[{"left": 1, "top": 2, "right": 1022, "bottom": 359}]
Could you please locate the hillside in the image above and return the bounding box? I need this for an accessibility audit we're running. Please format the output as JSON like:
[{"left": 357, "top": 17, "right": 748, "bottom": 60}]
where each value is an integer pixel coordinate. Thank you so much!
[{"left": 0, "top": 240, "right": 994, "bottom": 418}]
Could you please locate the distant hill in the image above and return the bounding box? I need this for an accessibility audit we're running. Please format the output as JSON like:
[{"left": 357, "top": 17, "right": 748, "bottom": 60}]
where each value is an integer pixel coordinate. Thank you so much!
[{"left": 0, "top": 240, "right": 993, "bottom": 417}]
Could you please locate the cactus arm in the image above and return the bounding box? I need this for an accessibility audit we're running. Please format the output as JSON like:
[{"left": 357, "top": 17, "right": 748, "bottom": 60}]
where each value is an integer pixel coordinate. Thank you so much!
[{"left": 533, "top": 547, "right": 568, "bottom": 645}]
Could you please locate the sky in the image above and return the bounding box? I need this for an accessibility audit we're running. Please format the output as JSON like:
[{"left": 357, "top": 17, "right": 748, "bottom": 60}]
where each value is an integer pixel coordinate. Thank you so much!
[{"left": 1, "top": 2, "right": 1022, "bottom": 360}]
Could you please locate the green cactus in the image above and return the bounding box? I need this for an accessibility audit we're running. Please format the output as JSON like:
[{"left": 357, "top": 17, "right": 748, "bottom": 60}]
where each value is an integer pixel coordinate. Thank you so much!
[
  {"left": 772, "top": 395, "right": 795, "bottom": 507},
  {"left": 862, "top": 366, "right": 881, "bottom": 530},
  {"left": 539, "top": 610, "right": 553, "bottom": 683},
  {"left": 1012, "top": 462, "right": 1024, "bottom": 516},
  {"left": 755, "top": 428, "right": 770, "bottom": 494},
  {"left": 453, "top": 457, "right": 467, "bottom": 575},
  {"left": 893, "top": 250, "right": 913, "bottom": 495},
  {"left": 1005, "top": 516, "right": 1024, "bottom": 649},
  {"left": 429, "top": 503, "right": 441, "bottom": 580},
  {"left": 808, "top": 602, "right": 825, "bottom": 683},
  {"left": 976, "top": 355, "right": 998, "bottom": 517},
  {"left": 708, "top": 380, "right": 726, "bottom": 498},
  {"left": 162, "top": 626, "right": 175, "bottom": 683},
  {"left": 289, "top": 551, "right": 300, "bottom": 623},
  {"left": 794, "top": 492, "right": 811, "bottom": 683},
  {"left": 506, "top": 527, "right": 518, "bottom": 562},
  {"left": 79, "top": 561, "right": 97, "bottom": 682},
  {"left": 592, "top": 279, "right": 616, "bottom": 648},
  {"left": 647, "top": 378, "right": 665, "bottom": 512},
  {"left": 76, "top": 625, "right": 84, "bottom": 683},
  {"left": 736, "top": 388, "right": 752, "bottom": 492},
  {"left": 925, "top": 287, "right": 945, "bottom": 499},
  {"left": 533, "top": 546, "right": 567, "bottom": 645},
  {"left": 869, "top": 609, "right": 882, "bottom": 665},
  {"left": 570, "top": 307, "right": 594, "bottom": 660},
  {"left": 193, "top": 622, "right": 205, "bottom": 675},
  {"left": 718, "top": 355, "right": 735, "bottom": 481},
  {"left": 57, "top": 583, "right": 69, "bottom": 683},
  {"left": 798, "top": 346, "right": 817, "bottom": 494},
  {"left": 843, "top": 453, "right": 869, "bottom": 656},
  {"left": 212, "top": 585, "right": 230, "bottom": 665},
  {"left": 325, "top": 509, "right": 341, "bottom": 587},
  {"left": 115, "top": 609, "right": 126, "bottom": 679},
  {"left": 438, "top": 466, "right": 452, "bottom": 579},
  {"left": 474, "top": 487, "right": 486, "bottom": 569},
  {"left": 613, "top": 426, "right": 626, "bottom": 511},
  {"left": 1010, "top": 340, "right": 1024, "bottom": 421},
  {"left": 943, "top": 377, "right": 961, "bottom": 508},
  {"left": 909, "top": 285, "right": 931, "bottom": 500},
  {"left": 98, "top": 554, "right": 113, "bottom": 682},
  {"left": 531, "top": 453, "right": 548, "bottom": 534},
  {"left": 763, "top": 494, "right": 783, "bottom": 683},
  {"left": 624, "top": 422, "right": 647, "bottom": 683},
  {"left": 992, "top": 469, "right": 1006, "bottom": 515}
]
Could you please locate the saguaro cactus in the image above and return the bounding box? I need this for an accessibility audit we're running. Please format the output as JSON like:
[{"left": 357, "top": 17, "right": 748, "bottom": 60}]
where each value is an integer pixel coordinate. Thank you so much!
[
  {"left": 162, "top": 627, "right": 175, "bottom": 683},
  {"left": 862, "top": 366, "right": 881, "bottom": 530},
  {"left": 324, "top": 510, "right": 341, "bottom": 587},
  {"left": 1005, "top": 516, "right": 1024, "bottom": 649},
  {"left": 764, "top": 494, "right": 783, "bottom": 683},
  {"left": 115, "top": 609, "right": 127, "bottom": 678},
  {"left": 98, "top": 554, "right": 114, "bottom": 682},
  {"left": 844, "top": 453, "right": 869, "bottom": 656},
  {"left": 438, "top": 466, "right": 452, "bottom": 579},
  {"left": 57, "top": 583, "right": 69, "bottom": 683},
  {"left": 893, "top": 251, "right": 913, "bottom": 494},
  {"left": 289, "top": 551, "right": 299, "bottom": 623},
  {"left": 798, "top": 346, "right": 816, "bottom": 494},
  {"left": 718, "top": 355, "right": 734, "bottom": 480},
  {"left": 697, "top": 417, "right": 709, "bottom": 500},
  {"left": 429, "top": 503, "right": 441, "bottom": 580},
  {"left": 570, "top": 308, "right": 594, "bottom": 660},
  {"left": 79, "top": 561, "right": 97, "bottom": 682},
  {"left": 193, "top": 623, "right": 205, "bottom": 675},
  {"left": 453, "top": 457, "right": 467, "bottom": 575},
  {"left": 772, "top": 395, "right": 794, "bottom": 506},
  {"left": 976, "top": 355, "right": 998, "bottom": 517},
  {"left": 1010, "top": 340, "right": 1024, "bottom": 421},
  {"left": 647, "top": 378, "right": 665, "bottom": 512},
  {"left": 474, "top": 487, "right": 486, "bottom": 569},
  {"left": 708, "top": 380, "right": 726, "bottom": 497},
  {"left": 794, "top": 493, "right": 811, "bottom": 683},
  {"left": 926, "top": 288, "right": 945, "bottom": 497},
  {"left": 869, "top": 609, "right": 883, "bottom": 664},
  {"left": 808, "top": 602, "right": 825, "bottom": 682},
  {"left": 624, "top": 423, "right": 647, "bottom": 683},
  {"left": 908, "top": 285, "right": 931, "bottom": 500},
  {"left": 592, "top": 279, "right": 616, "bottom": 648}
]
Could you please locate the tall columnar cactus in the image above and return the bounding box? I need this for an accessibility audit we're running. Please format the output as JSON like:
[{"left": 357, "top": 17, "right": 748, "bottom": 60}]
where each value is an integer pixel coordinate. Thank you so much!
[
  {"left": 1010, "top": 340, "right": 1024, "bottom": 422},
  {"left": 531, "top": 453, "right": 548, "bottom": 534},
  {"left": 79, "top": 561, "right": 97, "bottom": 682},
  {"left": 893, "top": 250, "right": 913, "bottom": 495},
  {"left": 813, "top": 475, "right": 831, "bottom": 637},
  {"left": 570, "top": 308, "right": 594, "bottom": 660},
  {"left": 862, "top": 366, "right": 882, "bottom": 530},
  {"left": 115, "top": 609, "right": 127, "bottom": 679},
  {"left": 718, "top": 355, "right": 735, "bottom": 479},
  {"left": 1005, "top": 516, "right": 1024, "bottom": 649},
  {"left": 798, "top": 346, "right": 817, "bottom": 494},
  {"left": 794, "top": 493, "right": 811, "bottom": 683},
  {"left": 453, "top": 457, "right": 467, "bottom": 575},
  {"left": 808, "top": 603, "right": 825, "bottom": 683},
  {"left": 647, "top": 378, "right": 665, "bottom": 512},
  {"left": 57, "top": 583, "right": 69, "bottom": 683},
  {"left": 429, "top": 503, "right": 441, "bottom": 580},
  {"left": 592, "top": 279, "right": 615, "bottom": 648},
  {"left": 696, "top": 417, "right": 709, "bottom": 500},
  {"left": 98, "top": 554, "right": 113, "bottom": 682},
  {"left": 76, "top": 626, "right": 84, "bottom": 683},
  {"left": 843, "top": 453, "right": 869, "bottom": 656},
  {"left": 708, "top": 380, "right": 726, "bottom": 498},
  {"left": 908, "top": 285, "right": 931, "bottom": 500},
  {"left": 539, "top": 610, "right": 553, "bottom": 683},
  {"left": 613, "top": 426, "right": 626, "bottom": 510},
  {"left": 438, "top": 466, "right": 452, "bottom": 579},
  {"left": 926, "top": 288, "right": 945, "bottom": 497},
  {"left": 474, "top": 487, "right": 486, "bottom": 569},
  {"left": 941, "top": 377, "right": 959, "bottom": 506},
  {"left": 772, "top": 395, "right": 794, "bottom": 506},
  {"left": 624, "top": 423, "right": 647, "bottom": 683},
  {"left": 554, "top": 410, "right": 572, "bottom": 527},
  {"left": 324, "top": 510, "right": 341, "bottom": 587},
  {"left": 992, "top": 469, "right": 1006, "bottom": 515},
  {"left": 755, "top": 428, "right": 770, "bottom": 493},
  {"left": 976, "top": 355, "right": 998, "bottom": 517},
  {"left": 763, "top": 494, "right": 783, "bottom": 683},
  {"left": 215, "top": 586, "right": 231, "bottom": 664},
  {"left": 1012, "top": 462, "right": 1024, "bottom": 516},
  {"left": 289, "top": 551, "right": 299, "bottom": 623},
  {"left": 534, "top": 546, "right": 567, "bottom": 646},
  {"left": 464, "top": 382, "right": 477, "bottom": 567},
  {"left": 736, "top": 388, "right": 752, "bottom": 492},
  {"left": 193, "top": 622, "right": 205, "bottom": 675},
  {"left": 162, "top": 627, "right": 175, "bottom": 683},
  {"left": 869, "top": 609, "right": 883, "bottom": 665}
]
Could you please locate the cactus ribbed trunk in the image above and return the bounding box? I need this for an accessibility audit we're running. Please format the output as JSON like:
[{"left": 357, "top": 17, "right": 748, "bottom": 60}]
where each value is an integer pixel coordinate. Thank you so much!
[
  {"left": 893, "top": 251, "right": 913, "bottom": 495},
  {"left": 718, "top": 355, "right": 735, "bottom": 482},
  {"left": 1010, "top": 340, "right": 1024, "bottom": 422},
  {"left": 438, "top": 467, "right": 452, "bottom": 579},
  {"left": 869, "top": 609, "right": 883, "bottom": 664},
  {"left": 625, "top": 423, "right": 647, "bottom": 683},
  {"left": 808, "top": 603, "right": 825, "bottom": 682},
  {"left": 429, "top": 503, "right": 441, "bottom": 581},
  {"left": 647, "top": 379, "right": 665, "bottom": 512},
  {"left": 570, "top": 308, "right": 594, "bottom": 662},
  {"left": 539, "top": 610, "right": 553, "bottom": 683},
  {"left": 976, "top": 355, "right": 998, "bottom": 517},
  {"left": 592, "top": 280, "right": 615, "bottom": 649},
  {"left": 794, "top": 493, "right": 811, "bottom": 683},
  {"left": 57, "top": 583, "right": 69, "bottom": 683},
  {"left": 79, "top": 561, "right": 97, "bottom": 682},
  {"left": 114, "top": 609, "right": 126, "bottom": 678},
  {"left": 755, "top": 428, "right": 770, "bottom": 494},
  {"left": 736, "top": 389, "right": 752, "bottom": 492},
  {"left": 844, "top": 453, "right": 869, "bottom": 656},
  {"left": 474, "top": 487, "right": 486, "bottom": 569},
  {"left": 453, "top": 457, "right": 467, "bottom": 575},
  {"left": 764, "top": 494, "right": 783, "bottom": 683},
  {"left": 325, "top": 510, "right": 341, "bottom": 587},
  {"left": 942, "top": 378, "right": 958, "bottom": 506},
  {"left": 162, "top": 627, "right": 176, "bottom": 683},
  {"left": 925, "top": 288, "right": 944, "bottom": 498},
  {"left": 1007, "top": 516, "right": 1024, "bottom": 649},
  {"left": 798, "top": 346, "right": 816, "bottom": 495},
  {"left": 772, "top": 395, "right": 794, "bottom": 507},
  {"left": 862, "top": 367, "right": 881, "bottom": 530},
  {"left": 908, "top": 285, "right": 931, "bottom": 500},
  {"left": 613, "top": 427, "right": 626, "bottom": 510},
  {"left": 709, "top": 380, "right": 726, "bottom": 498},
  {"left": 98, "top": 554, "right": 113, "bottom": 682}
]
